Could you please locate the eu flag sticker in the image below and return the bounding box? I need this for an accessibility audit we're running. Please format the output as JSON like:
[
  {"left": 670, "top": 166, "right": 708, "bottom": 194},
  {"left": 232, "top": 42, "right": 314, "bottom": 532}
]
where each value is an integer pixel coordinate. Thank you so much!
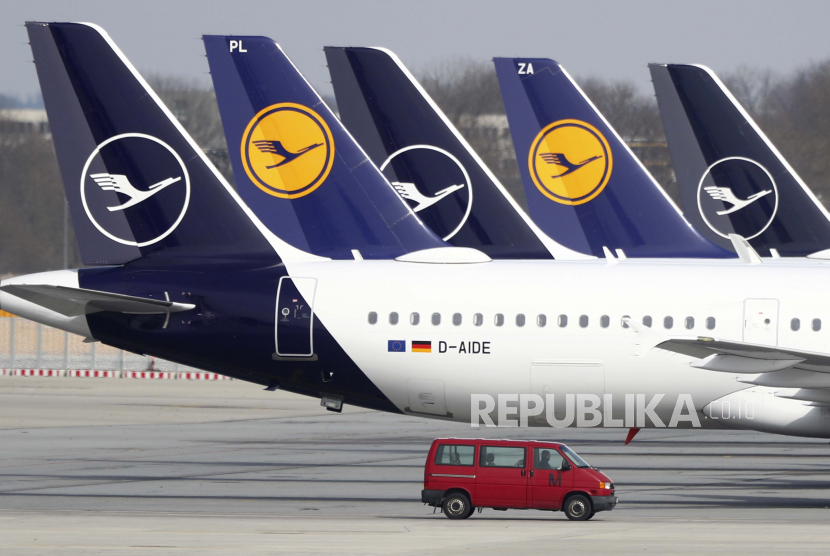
[{"left": 388, "top": 340, "right": 406, "bottom": 352}]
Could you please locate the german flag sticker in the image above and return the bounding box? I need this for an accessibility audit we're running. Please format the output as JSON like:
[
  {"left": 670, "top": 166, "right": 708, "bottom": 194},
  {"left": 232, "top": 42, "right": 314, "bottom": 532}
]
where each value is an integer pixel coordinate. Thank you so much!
[{"left": 412, "top": 341, "right": 431, "bottom": 353}]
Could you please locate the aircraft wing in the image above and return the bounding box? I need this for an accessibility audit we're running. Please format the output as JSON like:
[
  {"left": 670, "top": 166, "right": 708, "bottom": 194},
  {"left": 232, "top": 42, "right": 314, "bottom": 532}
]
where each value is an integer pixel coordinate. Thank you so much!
[
  {"left": 656, "top": 336, "right": 830, "bottom": 374},
  {"left": 0, "top": 284, "right": 195, "bottom": 317}
]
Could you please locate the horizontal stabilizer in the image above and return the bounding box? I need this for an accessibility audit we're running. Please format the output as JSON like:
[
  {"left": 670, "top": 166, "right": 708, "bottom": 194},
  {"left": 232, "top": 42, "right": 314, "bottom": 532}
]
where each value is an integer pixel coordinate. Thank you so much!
[
  {"left": 657, "top": 336, "right": 830, "bottom": 374},
  {"left": 0, "top": 284, "right": 195, "bottom": 317}
]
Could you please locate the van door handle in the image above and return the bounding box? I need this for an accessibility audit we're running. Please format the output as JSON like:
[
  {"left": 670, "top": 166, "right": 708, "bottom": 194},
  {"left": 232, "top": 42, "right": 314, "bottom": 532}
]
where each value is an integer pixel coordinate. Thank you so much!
[
  {"left": 530, "top": 470, "right": 534, "bottom": 478},
  {"left": 521, "top": 470, "right": 526, "bottom": 477}
]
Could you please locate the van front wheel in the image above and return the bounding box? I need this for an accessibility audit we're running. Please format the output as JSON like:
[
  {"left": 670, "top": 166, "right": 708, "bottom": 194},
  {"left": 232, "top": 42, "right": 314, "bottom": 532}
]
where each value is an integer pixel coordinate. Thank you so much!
[
  {"left": 442, "top": 492, "right": 473, "bottom": 520},
  {"left": 564, "top": 495, "right": 592, "bottom": 521}
]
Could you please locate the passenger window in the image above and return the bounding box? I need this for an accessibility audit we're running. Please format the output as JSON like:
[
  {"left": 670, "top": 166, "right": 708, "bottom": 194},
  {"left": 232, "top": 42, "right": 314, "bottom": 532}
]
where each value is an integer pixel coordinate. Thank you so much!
[
  {"left": 621, "top": 315, "right": 630, "bottom": 329},
  {"left": 533, "top": 448, "right": 566, "bottom": 471},
  {"left": 537, "top": 314, "right": 547, "bottom": 327},
  {"left": 706, "top": 317, "right": 715, "bottom": 330},
  {"left": 516, "top": 314, "right": 525, "bottom": 327},
  {"left": 434, "top": 444, "right": 475, "bottom": 467},
  {"left": 579, "top": 315, "right": 589, "bottom": 328},
  {"left": 813, "top": 318, "right": 822, "bottom": 331},
  {"left": 453, "top": 313, "right": 462, "bottom": 326},
  {"left": 368, "top": 312, "right": 377, "bottom": 325},
  {"left": 664, "top": 316, "right": 673, "bottom": 329},
  {"left": 410, "top": 312, "right": 419, "bottom": 325},
  {"left": 432, "top": 313, "right": 441, "bottom": 326},
  {"left": 600, "top": 315, "right": 610, "bottom": 328},
  {"left": 479, "top": 446, "right": 526, "bottom": 468},
  {"left": 473, "top": 313, "right": 483, "bottom": 326},
  {"left": 685, "top": 317, "right": 694, "bottom": 330},
  {"left": 558, "top": 315, "right": 568, "bottom": 327},
  {"left": 643, "top": 316, "right": 652, "bottom": 328},
  {"left": 495, "top": 314, "right": 504, "bottom": 326},
  {"left": 791, "top": 318, "right": 800, "bottom": 331},
  {"left": 389, "top": 312, "right": 398, "bottom": 325}
]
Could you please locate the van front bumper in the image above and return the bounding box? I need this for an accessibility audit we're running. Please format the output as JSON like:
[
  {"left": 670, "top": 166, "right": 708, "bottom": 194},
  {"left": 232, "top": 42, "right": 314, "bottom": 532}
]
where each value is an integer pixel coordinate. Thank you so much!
[
  {"left": 421, "top": 489, "right": 444, "bottom": 507},
  {"left": 592, "top": 495, "right": 618, "bottom": 513}
]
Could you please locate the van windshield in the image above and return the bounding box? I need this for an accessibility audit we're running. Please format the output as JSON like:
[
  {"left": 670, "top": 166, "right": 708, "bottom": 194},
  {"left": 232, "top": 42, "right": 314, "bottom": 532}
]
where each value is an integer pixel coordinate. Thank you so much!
[{"left": 561, "top": 445, "right": 590, "bottom": 468}]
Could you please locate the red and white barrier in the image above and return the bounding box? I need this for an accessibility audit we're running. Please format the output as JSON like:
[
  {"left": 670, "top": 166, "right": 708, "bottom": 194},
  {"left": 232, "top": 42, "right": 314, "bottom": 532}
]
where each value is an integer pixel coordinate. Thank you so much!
[
  {"left": 124, "top": 371, "right": 173, "bottom": 380},
  {"left": 68, "top": 369, "right": 120, "bottom": 378},
  {"left": 178, "top": 372, "right": 232, "bottom": 381},
  {"left": 13, "top": 369, "right": 66, "bottom": 377},
  {"left": 0, "top": 369, "right": 234, "bottom": 381}
]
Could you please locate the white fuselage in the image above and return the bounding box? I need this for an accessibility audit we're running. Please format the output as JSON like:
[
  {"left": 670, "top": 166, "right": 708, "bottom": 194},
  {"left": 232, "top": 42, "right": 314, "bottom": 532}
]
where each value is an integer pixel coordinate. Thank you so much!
[
  {"left": 5, "top": 256, "right": 830, "bottom": 437},
  {"left": 296, "top": 257, "right": 830, "bottom": 434}
]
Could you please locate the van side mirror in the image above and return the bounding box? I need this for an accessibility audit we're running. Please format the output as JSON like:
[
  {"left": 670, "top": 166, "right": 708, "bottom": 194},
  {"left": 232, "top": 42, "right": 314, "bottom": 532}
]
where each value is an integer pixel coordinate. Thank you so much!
[{"left": 561, "top": 461, "right": 571, "bottom": 471}]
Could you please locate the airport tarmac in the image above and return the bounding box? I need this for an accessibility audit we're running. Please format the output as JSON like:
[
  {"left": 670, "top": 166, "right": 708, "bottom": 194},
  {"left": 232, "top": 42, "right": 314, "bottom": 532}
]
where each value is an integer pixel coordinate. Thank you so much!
[{"left": 1, "top": 377, "right": 829, "bottom": 554}]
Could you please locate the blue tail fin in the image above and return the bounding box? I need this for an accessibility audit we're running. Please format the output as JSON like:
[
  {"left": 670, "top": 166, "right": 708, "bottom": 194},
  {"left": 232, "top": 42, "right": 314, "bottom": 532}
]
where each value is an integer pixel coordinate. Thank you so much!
[
  {"left": 650, "top": 63, "right": 830, "bottom": 256},
  {"left": 27, "top": 22, "right": 285, "bottom": 266},
  {"left": 494, "top": 58, "right": 732, "bottom": 258},
  {"left": 203, "top": 36, "right": 446, "bottom": 260},
  {"left": 324, "top": 46, "right": 581, "bottom": 260}
]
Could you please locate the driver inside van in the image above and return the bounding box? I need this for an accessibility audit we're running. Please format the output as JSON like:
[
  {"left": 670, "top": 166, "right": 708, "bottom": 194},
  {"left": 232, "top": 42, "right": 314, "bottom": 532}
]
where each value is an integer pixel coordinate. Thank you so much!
[{"left": 538, "top": 450, "right": 553, "bottom": 469}]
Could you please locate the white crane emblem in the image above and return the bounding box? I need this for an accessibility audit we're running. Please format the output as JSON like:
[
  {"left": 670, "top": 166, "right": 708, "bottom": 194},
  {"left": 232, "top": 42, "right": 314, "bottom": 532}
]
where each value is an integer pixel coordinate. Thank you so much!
[
  {"left": 703, "top": 186, "right": 772, "bottom": 215},
  {"left": 391, "top": 181, "right": 465, "bottom": 212},
  {"left": 90, "top": 173, "right": 182, "bottom": 211}
]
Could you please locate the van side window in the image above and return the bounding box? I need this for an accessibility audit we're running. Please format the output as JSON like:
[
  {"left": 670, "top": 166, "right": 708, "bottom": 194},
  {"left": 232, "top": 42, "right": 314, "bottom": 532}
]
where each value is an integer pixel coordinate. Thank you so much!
[
  {"left": 410, "top": 312, "right": 419, "bottom": 325},
  {"left": 432, "top": 313, "right": 441, "bottom": 326},
  {"left": 434, "top": 444, "right": 475, "bottom": 467},
  {"left": 389, "top": 312, "right": 398, "bottom": 325},
  {"left": 474, "top": 313, "right": 483, "bottom": 326},
  {"left": 479, "top": 446, "right": 526, "bottom": 468},
  {"left": 368, "top": 312, "right": 377, "bottom": 324},
  {"left": 791, "top": 318, "right": 800, "bottom": 331},
  {"left": 533, "top": 448, "right": 566, "bottom": 471},
  {"left": 813, "top": 318, "right": 822, "bottom": 331}
]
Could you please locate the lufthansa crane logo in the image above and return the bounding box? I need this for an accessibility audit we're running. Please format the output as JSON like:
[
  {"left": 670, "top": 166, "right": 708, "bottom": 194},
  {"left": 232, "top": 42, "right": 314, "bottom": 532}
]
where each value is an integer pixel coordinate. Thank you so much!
[
  {"left": 380, "top": 145, "right": 472, "bottom": 241},
  {"left": 80, "top": 133, "right": 190, "bottom": 247},
  {"left": 528, "top": 119, "right": 612, "bottom": 205},
  {"left": 696, "top": 156, "right": 778, "bottom": 240},
  {"left": 241, "top": 103, "right": 335, "bottom": 199}
]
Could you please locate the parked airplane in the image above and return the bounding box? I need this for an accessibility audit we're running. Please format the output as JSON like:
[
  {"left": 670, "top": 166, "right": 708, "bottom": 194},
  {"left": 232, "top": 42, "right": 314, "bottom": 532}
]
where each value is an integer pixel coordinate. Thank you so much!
[
  {"left": 4, "top": 24, "right": 830, "bottom": 442},
  {"left": 321, "top": 46, "right": 573, "bottom": 259},
  {"left": 650, "top": 63, "right": 830, "bottom": 256},
  {"left": 493, "top": 58, "right": 733, "bottom": 259}
]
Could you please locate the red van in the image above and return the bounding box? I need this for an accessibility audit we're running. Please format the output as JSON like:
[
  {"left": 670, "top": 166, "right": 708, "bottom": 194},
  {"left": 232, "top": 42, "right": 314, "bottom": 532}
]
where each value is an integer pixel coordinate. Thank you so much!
[{"left": 421, "top": 438, "right": 617, "bottom": 521}]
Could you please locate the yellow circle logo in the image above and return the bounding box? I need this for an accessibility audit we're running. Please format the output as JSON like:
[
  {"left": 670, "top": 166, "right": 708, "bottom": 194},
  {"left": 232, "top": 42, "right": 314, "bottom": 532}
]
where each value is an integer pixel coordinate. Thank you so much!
[
  {"left": 528, "top": 119, "right": 612, "bottom": 205},
  {"left": 241, "top": 103, "right": 334, "bottom": 199}
]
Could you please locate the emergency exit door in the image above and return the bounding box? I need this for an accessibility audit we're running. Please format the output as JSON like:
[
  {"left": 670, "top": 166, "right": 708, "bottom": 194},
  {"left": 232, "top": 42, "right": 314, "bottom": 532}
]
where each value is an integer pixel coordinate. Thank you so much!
[
  {"left": 275, "top": 277, "right": 317, "bottom": 357},
  {"left": 743, "top": 299, "right": 779, "bottom": 346}
]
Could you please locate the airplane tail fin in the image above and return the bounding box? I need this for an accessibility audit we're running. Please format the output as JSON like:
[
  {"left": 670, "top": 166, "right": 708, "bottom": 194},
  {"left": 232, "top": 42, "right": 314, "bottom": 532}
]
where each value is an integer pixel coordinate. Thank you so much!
[
  {"left": 323, "top": 46, "right": 584, "bottom": 260},
  {"left": 203, "top": 36, "right": 446, "bottom": 259},
  {"left": 494, "top": 58, "right": 732, "bottom": 258},
  {"left": 25, "top": 22, "right": 316, "bottom": 266},
  {"left": 650, "top": 63, "right": 830, "bottom": 256}
]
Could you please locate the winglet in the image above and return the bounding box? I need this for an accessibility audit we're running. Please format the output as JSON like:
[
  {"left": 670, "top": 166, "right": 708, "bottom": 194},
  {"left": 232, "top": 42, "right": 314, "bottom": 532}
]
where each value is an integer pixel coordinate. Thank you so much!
[{"left": 728, "top": 234, "right": 763, "bottom": 264}]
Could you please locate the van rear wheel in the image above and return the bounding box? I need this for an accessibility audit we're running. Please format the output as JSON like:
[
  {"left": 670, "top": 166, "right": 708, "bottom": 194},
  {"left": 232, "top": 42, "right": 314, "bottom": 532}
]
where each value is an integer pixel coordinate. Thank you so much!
[
  {"left": 564, "top": 495, "right": 592, "bottom": 521},
  {"left": 442, "top": 492, "right": 473, "bottom": 520}
]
